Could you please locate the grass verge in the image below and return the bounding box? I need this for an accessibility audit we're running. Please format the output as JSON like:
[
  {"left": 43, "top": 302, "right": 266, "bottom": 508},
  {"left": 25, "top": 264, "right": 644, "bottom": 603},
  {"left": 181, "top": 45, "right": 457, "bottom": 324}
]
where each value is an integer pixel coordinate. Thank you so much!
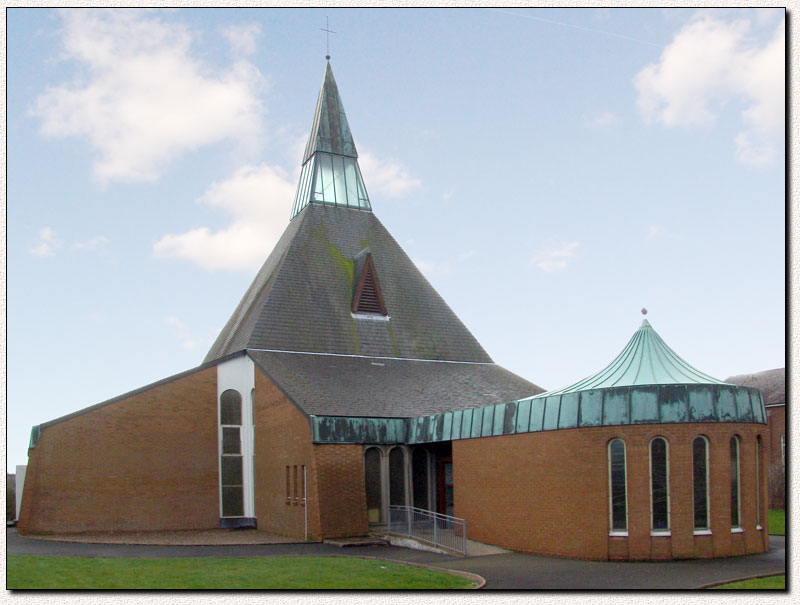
[
  {"left": 7, "top": 555, "right": 475, "bottom": 589},
  {"left": 768, "top": 509, "right": 785, "bottom": 535},
  {"left": 710, "top": 575, "right": 785, "bottom": 590}
]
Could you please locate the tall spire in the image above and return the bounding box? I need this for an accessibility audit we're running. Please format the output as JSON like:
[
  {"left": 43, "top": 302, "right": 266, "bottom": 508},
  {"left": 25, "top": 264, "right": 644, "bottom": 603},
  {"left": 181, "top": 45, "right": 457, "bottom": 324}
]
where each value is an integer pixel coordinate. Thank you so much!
[{"left": 291, "top": 63, "right": 371, "bottom": 218}]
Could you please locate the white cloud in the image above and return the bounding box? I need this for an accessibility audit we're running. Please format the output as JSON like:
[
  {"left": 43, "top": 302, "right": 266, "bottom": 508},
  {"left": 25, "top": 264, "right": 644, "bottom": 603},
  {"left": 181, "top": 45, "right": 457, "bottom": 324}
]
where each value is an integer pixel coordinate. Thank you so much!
[
  {"left": 153, "top": 163, "right": 294, "bottom": 271},
  {"left": 30, "top": 227, "right": 62, "bottom": 257},
  {"left": 530, "top": 241, "right": 580, "bottom": 273},
  {"left": 634, "top": 15, "right": 784, "bottom": 166},
  {"left": 359, "top": 152, "right": 421, "bottom": 198},
  {"left": 72, "top": 235, "right": 110, "bottom": 252},
  {"left": 163, "top": 316, "right": 203, "bottom": 350},
  {"left": 31, "top": 9, "right": 266, "bottom": 183},
  {"left": 221, "top": 23, "right": 261, "bottom": 56}
]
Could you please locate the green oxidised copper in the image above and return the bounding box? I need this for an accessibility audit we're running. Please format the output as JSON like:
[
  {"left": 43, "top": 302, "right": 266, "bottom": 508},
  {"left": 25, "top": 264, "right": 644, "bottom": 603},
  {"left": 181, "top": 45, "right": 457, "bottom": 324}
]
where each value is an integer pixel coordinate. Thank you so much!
[
  {"left": 292, "top": 63, "right": 371, "bottom": 219},
  {"left": 310, "top": 320, "right": 767, "bottom": 445}
]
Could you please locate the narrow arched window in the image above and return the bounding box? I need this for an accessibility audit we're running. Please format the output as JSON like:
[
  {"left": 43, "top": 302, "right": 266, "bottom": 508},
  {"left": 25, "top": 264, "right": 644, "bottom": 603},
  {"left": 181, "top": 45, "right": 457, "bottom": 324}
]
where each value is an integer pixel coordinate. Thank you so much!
[
  {"left": 731, "top": 436, "right": 741, "bottom": 528},
  {"left": 608, "top": 439, "right": 627, "bottom": 532},
  {"left": 650, "top": 437, "right": 669, "bottom": 531},
  {"left": 692, "top": 436, "right": 709, "bottom": 531},
  {"left": 220, "top": 389, "right": 242, "bottom": 425}
]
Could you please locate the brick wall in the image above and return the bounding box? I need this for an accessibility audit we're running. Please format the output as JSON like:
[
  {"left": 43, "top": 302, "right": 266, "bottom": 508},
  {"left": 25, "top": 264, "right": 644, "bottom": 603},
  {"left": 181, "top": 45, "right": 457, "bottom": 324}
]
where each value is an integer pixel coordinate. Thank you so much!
[
  {"left": 252, "top": 368, "right": 320, "bottom": 539},
  {"left": 313, "top": 444, "right": 368, "bottom": 538},
  {"left": 252, "top": 368, "right": 368, "bottom": 540},
  {"left": 18, "top": 366, "right": 219, "bottom": 534},
  {"left": 454, "top": 422, "right": 769, "bottom": 560}
]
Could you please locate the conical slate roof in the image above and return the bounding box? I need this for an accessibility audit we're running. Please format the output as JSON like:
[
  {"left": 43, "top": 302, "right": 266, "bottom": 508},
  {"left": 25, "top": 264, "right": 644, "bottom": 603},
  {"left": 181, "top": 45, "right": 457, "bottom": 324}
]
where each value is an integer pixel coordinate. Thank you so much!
[
  {"left": 206, "top": 64, "right": 495, "bottom": 366},
  {"left": 540, "top": 319, "right": 727, "bottom": 397},
  {"left": 204, "top": 203, "right": 494, "bottom": 363}
]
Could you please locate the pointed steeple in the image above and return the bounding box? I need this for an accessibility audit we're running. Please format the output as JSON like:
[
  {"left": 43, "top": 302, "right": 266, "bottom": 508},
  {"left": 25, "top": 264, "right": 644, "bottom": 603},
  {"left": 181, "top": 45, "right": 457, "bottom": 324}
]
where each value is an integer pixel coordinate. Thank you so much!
[{"left": 291, "top": 63, "right": 371, "bottom": 218}]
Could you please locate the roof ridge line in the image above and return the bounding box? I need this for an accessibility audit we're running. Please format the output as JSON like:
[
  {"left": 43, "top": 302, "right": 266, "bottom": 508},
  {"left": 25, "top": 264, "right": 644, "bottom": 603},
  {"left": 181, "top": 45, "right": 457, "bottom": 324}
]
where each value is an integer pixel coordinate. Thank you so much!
[{"left": 246, "top": 348, "right": 495, "bottom": 365}]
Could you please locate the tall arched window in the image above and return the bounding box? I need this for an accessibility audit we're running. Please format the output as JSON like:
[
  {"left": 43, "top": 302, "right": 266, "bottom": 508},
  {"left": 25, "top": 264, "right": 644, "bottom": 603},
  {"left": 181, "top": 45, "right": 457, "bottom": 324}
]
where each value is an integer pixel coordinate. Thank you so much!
[
  {"left": 608, "top": 439, "right": 627, "bottom": 533},
  {"left": 730, "top": 436, "right": 741, "bottom": 529},
  {"left": 650, "top": 437, "right": 670, "bottom": 532},
  {"left": 219, "top": 389, "right": 243, "bottom": 517},
  {"left": 692, "top": 436, "right": 709, "bottom": 531}
]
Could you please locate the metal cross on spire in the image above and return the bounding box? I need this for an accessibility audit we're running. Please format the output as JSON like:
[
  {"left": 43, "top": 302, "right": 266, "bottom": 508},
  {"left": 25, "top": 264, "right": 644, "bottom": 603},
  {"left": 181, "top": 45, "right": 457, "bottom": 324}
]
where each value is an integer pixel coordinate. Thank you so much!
[{"left": 320, "top": 17, "right": 336, "bottom": 61}]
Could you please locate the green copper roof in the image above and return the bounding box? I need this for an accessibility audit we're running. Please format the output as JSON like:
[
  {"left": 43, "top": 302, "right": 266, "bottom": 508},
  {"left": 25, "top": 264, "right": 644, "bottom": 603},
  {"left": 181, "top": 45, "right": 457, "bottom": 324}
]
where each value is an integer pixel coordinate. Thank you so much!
[
  {"left": 291, "top": 63, "right": 370, "bottom": 218},
  {"left": 540, "top": 319, "right": 727, "bottom": 397}
]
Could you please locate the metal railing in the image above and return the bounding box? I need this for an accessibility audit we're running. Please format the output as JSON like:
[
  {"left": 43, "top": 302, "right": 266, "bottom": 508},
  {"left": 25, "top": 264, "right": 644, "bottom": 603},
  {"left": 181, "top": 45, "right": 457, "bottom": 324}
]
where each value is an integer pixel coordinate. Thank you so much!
[{"left": 387, "top": 505, "right": 467, "bottom": 555}]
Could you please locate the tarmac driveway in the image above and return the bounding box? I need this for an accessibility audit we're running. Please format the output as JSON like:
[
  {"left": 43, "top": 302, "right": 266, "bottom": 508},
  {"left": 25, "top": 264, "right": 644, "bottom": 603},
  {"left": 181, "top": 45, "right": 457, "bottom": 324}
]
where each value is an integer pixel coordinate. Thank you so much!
[{"left": 7, "top": 529, "right": 785, "bottom": 590}]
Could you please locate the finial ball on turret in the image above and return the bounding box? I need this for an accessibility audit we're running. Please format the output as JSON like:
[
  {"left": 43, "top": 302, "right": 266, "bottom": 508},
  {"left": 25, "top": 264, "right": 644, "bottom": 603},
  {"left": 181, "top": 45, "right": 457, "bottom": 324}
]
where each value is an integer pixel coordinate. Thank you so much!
[
  {"left": 641, "top": 308, "right": 648, "bottom": 316},
  {"left": 326, "top": 55, "right": 330, "bottom": 60}
]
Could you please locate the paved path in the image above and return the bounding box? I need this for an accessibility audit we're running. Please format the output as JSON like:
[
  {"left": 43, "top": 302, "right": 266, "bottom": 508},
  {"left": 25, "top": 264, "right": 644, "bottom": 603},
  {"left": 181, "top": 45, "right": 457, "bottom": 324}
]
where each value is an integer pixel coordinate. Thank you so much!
[{"left": 7, "top": 529, "right": 785, "bottom": 589}]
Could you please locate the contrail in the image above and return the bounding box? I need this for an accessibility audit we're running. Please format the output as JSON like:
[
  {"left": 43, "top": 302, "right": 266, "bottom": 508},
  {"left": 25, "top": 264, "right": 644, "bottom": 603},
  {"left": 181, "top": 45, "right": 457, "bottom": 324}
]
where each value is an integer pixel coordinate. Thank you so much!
[{"left": 486, "top": 8, "right": 664, "bottom": 49}]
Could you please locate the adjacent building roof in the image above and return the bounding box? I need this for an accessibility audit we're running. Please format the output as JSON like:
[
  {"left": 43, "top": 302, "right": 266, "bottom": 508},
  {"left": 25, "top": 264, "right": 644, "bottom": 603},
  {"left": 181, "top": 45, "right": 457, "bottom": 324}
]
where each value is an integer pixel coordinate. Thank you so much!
[
  {"left": 725, "top": 368, "right": 785, "bottom": 405},
  {"left": 248, "top": 350, "right": 542, "bottom": 418}
]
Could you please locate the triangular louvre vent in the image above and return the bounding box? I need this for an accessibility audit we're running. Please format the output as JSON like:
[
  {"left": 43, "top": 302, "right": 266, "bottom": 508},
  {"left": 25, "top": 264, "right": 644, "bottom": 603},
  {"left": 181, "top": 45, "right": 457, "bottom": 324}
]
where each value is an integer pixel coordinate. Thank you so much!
[{"left": 352, "top": 253, "right": 387, "bottom": 315}]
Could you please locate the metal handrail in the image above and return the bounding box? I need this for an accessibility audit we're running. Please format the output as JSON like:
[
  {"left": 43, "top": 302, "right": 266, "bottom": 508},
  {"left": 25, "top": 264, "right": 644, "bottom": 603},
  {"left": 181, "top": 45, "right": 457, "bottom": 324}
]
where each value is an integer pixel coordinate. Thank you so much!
[{"left": 387, "top": 505, "right": 467, "bottom": 555}]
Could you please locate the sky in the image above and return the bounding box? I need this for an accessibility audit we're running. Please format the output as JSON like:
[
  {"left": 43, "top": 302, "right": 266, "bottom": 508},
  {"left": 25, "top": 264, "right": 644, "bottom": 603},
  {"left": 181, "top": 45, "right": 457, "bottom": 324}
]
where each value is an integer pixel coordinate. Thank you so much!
[{"left": 6, "top": 7, "right": 787, "bottom": 473}]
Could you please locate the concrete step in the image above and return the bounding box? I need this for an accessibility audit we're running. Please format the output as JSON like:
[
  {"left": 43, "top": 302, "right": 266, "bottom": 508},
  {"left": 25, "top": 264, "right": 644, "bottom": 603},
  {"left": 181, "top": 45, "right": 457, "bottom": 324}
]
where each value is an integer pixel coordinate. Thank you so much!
[{"left": 323, "top": 536, "right": 389, "bottom": 547}]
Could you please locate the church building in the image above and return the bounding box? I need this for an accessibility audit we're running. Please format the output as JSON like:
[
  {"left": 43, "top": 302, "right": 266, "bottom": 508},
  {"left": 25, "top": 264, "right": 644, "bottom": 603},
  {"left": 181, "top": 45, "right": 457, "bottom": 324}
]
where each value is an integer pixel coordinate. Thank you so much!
[{"left": 18, "top": 63, "right": 769, "bottom": 561}]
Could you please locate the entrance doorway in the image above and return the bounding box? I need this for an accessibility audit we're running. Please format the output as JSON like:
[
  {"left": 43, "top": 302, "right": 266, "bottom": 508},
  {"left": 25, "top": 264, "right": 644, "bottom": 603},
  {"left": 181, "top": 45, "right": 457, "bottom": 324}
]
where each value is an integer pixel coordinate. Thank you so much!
[{"left": 437, "top": 456, "right": 454, "bottom": 517}]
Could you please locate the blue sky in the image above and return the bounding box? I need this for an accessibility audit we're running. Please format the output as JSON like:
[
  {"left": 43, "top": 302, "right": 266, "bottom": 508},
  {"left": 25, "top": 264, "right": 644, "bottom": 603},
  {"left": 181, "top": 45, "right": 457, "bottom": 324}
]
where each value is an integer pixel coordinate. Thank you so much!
[{"left": 7, "top": 8, "right": 786, "bottom": 472}]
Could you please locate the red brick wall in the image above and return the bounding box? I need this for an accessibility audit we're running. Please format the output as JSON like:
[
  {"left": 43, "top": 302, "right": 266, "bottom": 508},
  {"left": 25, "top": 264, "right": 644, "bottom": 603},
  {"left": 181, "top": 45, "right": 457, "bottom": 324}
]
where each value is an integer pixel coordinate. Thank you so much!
[
  {"left": 251, "top": 368, "right": 368, "bottom": 540},
  {"left": 313, "top": 444, "right": 368, "bottom": 538},
  {"left": 453, "top": 422, "right": 769, "bottom": 560},
  {"left": 252, "top": 368, "right": 320, "bottom": 540},
  {"left": 18, "top": 367, "right": 219, "bottom": 534}
]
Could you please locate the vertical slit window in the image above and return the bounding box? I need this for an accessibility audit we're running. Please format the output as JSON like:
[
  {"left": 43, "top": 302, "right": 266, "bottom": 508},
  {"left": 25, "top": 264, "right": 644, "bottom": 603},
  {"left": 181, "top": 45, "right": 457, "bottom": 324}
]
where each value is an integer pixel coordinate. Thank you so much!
[
  {"left": 650, "top": 437, "right": 669, "bottom": 531},
  {"left": 608, "top": 439, "right": 627, "bottom": 532},
  {"left": 293, "top": 465, "right": 299, "bottom": 504},
  {"left": 731, "top": 436, "right": 741, "bottom": 528},
  {"left": 693, "top": 436, "right": 709, "bottom": 530},
  {"left": 286, "top": 466, "right": 290, "bottom": 504},
  {"left": 301, "top": 465, "right": 306, "bottom": 506}
]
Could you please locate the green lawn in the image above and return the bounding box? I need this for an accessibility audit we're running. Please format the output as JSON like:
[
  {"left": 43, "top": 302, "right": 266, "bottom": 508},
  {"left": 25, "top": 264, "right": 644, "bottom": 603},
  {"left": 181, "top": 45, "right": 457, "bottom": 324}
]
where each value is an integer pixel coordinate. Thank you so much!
[
  {"left": 7, "top": 555, "right": 476, "bottom": 589},
  {"left": 769, "top": 509, "right": 785, "bottom": 535},
  {"left": 711, "top": 575, "right": 785, "bottom": 590}
]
